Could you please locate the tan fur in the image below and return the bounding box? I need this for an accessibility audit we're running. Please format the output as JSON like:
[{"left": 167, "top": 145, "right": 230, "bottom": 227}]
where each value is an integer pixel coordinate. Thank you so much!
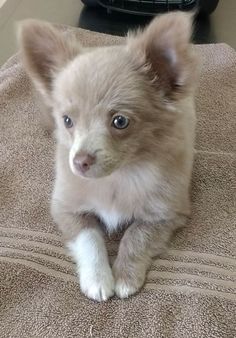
[{"left": 18, "top": 12, "right": 199, "bottom": 301}]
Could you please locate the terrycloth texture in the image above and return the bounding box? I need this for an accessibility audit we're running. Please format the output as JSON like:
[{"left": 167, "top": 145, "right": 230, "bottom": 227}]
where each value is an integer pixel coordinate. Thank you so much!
[{"left": 0, "top": 27, "right": 236, "bottom": 338}]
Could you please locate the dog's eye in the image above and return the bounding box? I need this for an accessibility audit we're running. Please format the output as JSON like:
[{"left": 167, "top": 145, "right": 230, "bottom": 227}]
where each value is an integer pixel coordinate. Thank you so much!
[
  {"left": 63, "top": 115, "right": 73, "bottom": 128},
  {"left": 112, "top": 115, "right": 129, "bottom": 129}
]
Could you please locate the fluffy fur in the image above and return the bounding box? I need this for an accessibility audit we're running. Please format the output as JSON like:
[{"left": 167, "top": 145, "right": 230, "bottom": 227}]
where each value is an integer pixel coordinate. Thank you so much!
[{"left": 18, "top": 12, "right": 199, "bottom": 301}]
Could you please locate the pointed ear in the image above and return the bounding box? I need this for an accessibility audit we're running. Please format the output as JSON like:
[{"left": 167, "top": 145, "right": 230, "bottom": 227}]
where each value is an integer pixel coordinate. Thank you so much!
[
  {"left": 127, "top": 12, "right": 198, "bottom": 99},
  {"left": 17, "top": 20, "right": 81, "bottom": 102}
]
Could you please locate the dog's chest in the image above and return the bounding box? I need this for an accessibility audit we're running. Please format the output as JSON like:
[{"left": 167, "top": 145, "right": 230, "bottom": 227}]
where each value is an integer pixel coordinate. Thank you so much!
[
  {"left": 76, "top": 165, "right": 162, "bottom": 231},
  {"left": 85, "top": 173, "right": 156, "bottom": 231},
  {"left": 97, "top": 207, "right": 126, "bottom": 232},
  {"left": 80, "top": 178, "right": 136, "bottom": 231}
]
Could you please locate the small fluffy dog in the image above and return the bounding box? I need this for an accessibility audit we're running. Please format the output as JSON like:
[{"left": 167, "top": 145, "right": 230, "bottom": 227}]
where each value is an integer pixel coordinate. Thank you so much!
[{"left": 18, "top": 12, "right": 198, "bottom": 301}]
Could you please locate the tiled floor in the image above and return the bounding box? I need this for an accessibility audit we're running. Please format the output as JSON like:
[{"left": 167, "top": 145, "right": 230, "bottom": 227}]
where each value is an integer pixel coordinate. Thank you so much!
[
  {"left": 0, "top": 0, "right": 83, "bottom": 65},
  {"left": 0, "top": 0, "right": 235, "bottom": 66}
]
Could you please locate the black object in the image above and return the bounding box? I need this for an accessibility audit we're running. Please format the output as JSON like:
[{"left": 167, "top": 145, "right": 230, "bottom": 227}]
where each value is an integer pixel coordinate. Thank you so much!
[{"left": 81, "top": 0, "right": 219, "bottom": 16}]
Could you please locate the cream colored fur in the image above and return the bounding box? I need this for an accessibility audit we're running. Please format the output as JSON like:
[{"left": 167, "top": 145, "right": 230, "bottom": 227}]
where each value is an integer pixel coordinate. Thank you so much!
[{"left": 18, "top": 12, "right": 199, "bottom": 301}]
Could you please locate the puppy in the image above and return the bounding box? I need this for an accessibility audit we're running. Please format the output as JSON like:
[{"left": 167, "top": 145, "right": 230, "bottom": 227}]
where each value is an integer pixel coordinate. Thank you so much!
[{"left": 18, "top": 12, "right": 198, "bottom": 301}]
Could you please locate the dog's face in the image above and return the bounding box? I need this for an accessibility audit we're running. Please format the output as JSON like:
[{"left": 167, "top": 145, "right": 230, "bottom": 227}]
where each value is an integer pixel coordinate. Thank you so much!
[
  {"left": 18, "top": 12, "right": 197, "bottom": 178},
  {"left": 53, "top": 47, "right": 164, "bottom": 178}
]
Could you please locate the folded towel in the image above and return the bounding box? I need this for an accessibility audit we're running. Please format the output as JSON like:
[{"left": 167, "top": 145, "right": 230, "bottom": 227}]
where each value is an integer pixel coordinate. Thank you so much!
[{"left": 0, "top": 27, "right": 235, "bottom": 338}]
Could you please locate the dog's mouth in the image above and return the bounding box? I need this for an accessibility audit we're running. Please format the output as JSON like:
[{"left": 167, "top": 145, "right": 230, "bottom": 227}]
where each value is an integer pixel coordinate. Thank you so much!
[{"left": 70, "top": 162, "right": 115, "bottom": 179}]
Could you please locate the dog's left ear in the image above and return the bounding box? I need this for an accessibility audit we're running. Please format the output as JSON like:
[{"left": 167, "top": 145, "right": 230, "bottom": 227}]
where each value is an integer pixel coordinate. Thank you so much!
[
  {"left": 17, "top": 20, "right": 81, "bottom": 103},
  {"left": 127, "top": 12, "right": 198, "bottom": 99}
]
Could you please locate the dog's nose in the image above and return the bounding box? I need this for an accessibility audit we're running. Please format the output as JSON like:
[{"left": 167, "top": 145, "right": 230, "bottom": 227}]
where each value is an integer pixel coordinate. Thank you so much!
[{"left": 73, "top": 153, "right": 96, "bottom": 174}]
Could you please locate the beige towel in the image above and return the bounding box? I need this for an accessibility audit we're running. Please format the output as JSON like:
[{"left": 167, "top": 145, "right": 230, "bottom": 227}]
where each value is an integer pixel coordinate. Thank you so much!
[{"left": 0, "top": 28, "right": 235, "bottom": 338}]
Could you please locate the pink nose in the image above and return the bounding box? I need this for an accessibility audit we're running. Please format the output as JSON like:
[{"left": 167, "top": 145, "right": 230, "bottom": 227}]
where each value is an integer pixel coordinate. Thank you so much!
[{"left": 73, "top": 153, "right": 96, "bottom": 174}]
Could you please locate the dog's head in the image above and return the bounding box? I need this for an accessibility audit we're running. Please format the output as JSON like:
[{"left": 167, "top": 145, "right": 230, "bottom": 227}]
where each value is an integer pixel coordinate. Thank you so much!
[{"left": 18, "top": 12, "right": 197, "bottom": 178}]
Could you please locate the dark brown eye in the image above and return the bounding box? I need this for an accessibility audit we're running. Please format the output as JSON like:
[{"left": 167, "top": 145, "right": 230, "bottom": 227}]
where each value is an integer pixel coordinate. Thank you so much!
[
  {"left": 63, "top": 115, "right": 73, "bottom": 128},
  {"left": 112, "top": 115, "right": 129, "bottom": 129}
]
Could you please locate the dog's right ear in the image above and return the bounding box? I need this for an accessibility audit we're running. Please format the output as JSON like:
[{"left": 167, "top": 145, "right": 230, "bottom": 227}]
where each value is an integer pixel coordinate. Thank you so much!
[{"left": 17, "top": 20, "right": 81, "bottom": 102}]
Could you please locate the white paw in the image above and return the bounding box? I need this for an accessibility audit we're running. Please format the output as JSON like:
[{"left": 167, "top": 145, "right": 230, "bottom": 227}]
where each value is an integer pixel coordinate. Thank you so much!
[
  {"left": 68, "top": 229, "right": 115, "bottom": 301},
  {"left": 80, "top": 267, "right": 115, "bottom": 302},
  {"left": 115, "top": 279, "right": 139, "bottom": 299}
]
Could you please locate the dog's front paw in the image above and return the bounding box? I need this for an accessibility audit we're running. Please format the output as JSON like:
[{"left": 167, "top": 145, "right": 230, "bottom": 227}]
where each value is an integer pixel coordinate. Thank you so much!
[
  {"left": 113, "top": 260, "right": 146, "bottom": 299},
  {"left": 115, "top": 279, "right": 141, "bottom": 299},
  {"left": 80, "top": 266, "right": 115, "bottom": 302}
]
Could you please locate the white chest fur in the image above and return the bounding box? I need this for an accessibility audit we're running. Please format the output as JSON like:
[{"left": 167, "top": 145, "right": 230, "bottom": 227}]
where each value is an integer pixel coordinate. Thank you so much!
[{"left": 96, "top": 208, "right": 126, "bottom": 232}]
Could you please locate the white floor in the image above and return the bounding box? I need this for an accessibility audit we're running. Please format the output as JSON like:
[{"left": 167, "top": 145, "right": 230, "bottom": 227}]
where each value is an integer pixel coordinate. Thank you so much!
[{"left": 0, "top": 0, "right": 83, "bottom": 65}]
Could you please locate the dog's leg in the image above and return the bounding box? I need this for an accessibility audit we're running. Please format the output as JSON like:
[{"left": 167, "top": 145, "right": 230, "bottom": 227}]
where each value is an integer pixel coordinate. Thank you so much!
[
  {"left": 113, "top": 215, "right": 187, "bottom": 298},
  {"left": 52, "top": 208, "right": 114, "bottom": 302}
]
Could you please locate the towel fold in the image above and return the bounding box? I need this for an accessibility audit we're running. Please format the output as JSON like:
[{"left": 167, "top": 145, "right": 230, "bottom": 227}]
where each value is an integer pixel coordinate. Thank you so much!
[{"left": 0, "top": 27, "right": 235, "bottom": 338}]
